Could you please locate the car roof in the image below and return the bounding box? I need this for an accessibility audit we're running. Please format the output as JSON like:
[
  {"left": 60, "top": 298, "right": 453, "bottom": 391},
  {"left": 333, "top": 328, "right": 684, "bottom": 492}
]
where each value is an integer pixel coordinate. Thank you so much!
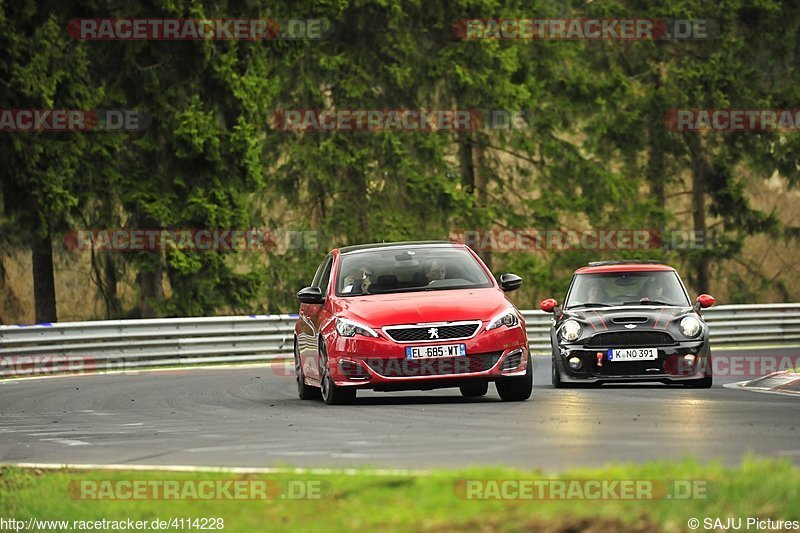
[
  {"left": 337, "top": 241, "right": 461, "bottom": 255},
  {"left": 575, "top": 260, "right": 676, "bottom": 274}
]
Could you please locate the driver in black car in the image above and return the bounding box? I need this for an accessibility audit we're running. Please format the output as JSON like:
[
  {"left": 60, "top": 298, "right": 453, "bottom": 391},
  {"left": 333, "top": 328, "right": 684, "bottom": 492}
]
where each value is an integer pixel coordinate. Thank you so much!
[{"left": 638, "top": 278, "right": 664, "bottom": 303}]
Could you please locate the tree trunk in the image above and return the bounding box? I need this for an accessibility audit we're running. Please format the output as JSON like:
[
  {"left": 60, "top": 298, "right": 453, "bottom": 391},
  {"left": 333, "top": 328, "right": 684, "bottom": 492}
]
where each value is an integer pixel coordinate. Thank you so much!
[
  {"left": 458, "top": 131, "right": 475, "bottom": 193},
  {"left": 647, "top": 138, "right": 666, "bottom": 215},
  {"left": 458, "top": 131, "right": 492, "bottom": 269},
  {"left": 32, "top": 230, "right": 57, "bottom": 323},
  {"left": 689, "top": 138, "right": 711, "bottom": 294},
  {"left": 138, "top": 262, "right": 164, "bottom": 318},
  {"left": 473, "top": 141, "right": 492, "bottom": 271},
  {"left": 103, "top": 254, "right": 121, "bottom": 318},
  {"left": 647, "top": 67, "right": 667, "bottom": 231}
]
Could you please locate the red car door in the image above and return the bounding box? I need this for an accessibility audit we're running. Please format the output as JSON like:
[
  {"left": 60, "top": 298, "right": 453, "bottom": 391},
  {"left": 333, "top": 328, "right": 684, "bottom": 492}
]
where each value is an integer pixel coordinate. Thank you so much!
[{"left": 298, "top": 254, "right": 334, "bottom": 381}]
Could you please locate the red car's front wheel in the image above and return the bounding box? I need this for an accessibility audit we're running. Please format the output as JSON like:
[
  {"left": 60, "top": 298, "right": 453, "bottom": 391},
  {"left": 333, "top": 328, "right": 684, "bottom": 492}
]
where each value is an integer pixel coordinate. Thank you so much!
[
  {"left": 496, "top": 354, "right": 533, "bottom": 401},
  {"left": 319, "top": 340, "right": 356, "bottom": 405},
  {"left": 295, "top": 338, "right": 318, "bottom": 400}
]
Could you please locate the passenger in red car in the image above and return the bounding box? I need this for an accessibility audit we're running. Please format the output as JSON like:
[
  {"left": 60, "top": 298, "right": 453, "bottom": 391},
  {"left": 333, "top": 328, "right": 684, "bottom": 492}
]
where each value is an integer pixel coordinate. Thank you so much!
[{"left": 342, "top": 264, "right": 374, "bottom": 295}]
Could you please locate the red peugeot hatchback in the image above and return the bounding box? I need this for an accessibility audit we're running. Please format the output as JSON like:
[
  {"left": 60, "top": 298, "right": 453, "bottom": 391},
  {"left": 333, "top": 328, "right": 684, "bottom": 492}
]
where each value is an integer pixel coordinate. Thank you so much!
[{"left": 293, "top": 241, "right": 532, "bottom": 404}]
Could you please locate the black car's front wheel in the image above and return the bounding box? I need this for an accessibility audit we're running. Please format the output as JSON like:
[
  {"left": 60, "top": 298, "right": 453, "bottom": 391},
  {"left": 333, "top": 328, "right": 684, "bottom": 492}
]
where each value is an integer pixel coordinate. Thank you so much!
[
  {"left": 319, "top": 340, "right": 356, "bottom": 405},
  {"left": 551, "top": 357, "right": 564, "bottom": 388},
  {"left": 683, "top": 356, "right": 713, "bottom": 388},
  {"left": 684, "top": 372, "right": 713, "bottom": 388},
  {"left": 496, "top": 354, "right": 533, "bottom": 401}
]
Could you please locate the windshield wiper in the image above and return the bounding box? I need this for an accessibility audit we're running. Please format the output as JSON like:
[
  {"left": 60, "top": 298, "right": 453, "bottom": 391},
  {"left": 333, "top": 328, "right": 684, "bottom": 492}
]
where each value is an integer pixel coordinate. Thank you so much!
[
  {"left": 568, "top": 303, "right": 612, "bottom": 309},
  {"left": 622, "top": 300, "right": 676, "bottom": 306}
]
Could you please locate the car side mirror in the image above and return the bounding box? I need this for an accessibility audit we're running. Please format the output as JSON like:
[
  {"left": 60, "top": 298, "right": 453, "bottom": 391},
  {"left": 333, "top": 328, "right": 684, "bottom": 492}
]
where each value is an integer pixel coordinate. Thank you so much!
[
  {"left": 696, "top": 294, "right": 715, "bottom": 310},
  {"left": 297, "top": 286, "right": 324, "bottom": 304},
  {"left": 540, "top": 298, "right": 558, "bottom": 313},
  {"left": 499, "top": 273, "right": 523, "bottom": 292}
]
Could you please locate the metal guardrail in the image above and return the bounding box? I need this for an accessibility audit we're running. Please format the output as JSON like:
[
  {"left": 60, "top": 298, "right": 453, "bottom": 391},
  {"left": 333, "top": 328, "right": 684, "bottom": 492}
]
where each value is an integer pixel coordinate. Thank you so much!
[{"left": 1, "top": 305, "right": 798, "bottom": 376}]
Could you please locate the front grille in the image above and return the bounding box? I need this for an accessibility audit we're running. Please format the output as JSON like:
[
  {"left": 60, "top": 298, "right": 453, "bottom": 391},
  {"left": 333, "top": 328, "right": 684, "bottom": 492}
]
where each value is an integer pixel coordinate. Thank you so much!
[
  {"left": 364, "top": 351, "right": 501, "bottom": 377},
  {"left": 501, "top": 350, "right": 523, "bottom": 371},
  {"left": 585, "top": 331, "right": 674, "bottom": 347},
  {"left": 384, "top": 322, "right": 480, "bottom": 342}
]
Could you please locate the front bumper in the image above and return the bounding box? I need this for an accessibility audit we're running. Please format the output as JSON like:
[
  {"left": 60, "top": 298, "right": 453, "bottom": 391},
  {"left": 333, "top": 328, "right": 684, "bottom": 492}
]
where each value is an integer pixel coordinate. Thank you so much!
[
  {"left": 326, "top": 325, "right": 528, "bottom": 390},
  {"left": 556, "top": 340, "right": 710, "bottom": 384}
]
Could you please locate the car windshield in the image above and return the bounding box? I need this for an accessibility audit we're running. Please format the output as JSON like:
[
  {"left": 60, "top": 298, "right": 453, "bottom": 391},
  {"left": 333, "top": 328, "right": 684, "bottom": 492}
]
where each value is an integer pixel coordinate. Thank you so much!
[
  {"left": 335, "top": 246, "right": 493, "bottom": 296},
  {"left": 565, "top": 271, "right": 690, "bottom": 309}
]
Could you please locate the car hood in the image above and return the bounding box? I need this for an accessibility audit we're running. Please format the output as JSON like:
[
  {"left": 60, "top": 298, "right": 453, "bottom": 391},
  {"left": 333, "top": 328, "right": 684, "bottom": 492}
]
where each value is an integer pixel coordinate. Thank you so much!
[
  {"left": 563, "top": 305, "right": 695, "bottom": 331},
  {"left": 332, "top": 288, "right": 512, "bottom": 326}
]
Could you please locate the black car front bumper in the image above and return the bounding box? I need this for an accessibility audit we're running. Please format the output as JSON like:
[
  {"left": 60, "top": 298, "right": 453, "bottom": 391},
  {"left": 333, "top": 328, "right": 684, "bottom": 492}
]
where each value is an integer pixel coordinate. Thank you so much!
[{"left": 555, "top": 340, "right": 710, "bottom": 384}]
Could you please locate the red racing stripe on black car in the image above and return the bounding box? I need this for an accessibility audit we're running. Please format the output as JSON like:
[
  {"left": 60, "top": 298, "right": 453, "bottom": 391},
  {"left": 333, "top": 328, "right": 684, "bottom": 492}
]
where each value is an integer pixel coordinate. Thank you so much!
[
  {"left": 652, "top": 308, "right": 664, "bottom": 328},
  {"left": 591, "top": 310, "right": 608, "bottom": 330}
]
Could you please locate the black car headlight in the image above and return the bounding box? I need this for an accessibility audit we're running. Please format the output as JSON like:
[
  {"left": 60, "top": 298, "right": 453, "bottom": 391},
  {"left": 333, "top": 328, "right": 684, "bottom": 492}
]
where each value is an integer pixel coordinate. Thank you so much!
[
  {"left": 487, "top": 310, "right": 519, "bottom": 331},
  {"left": 679, "top": 316, "right": 702, "bottom": 338},
  {"left": 335, "top": 317, "right": 378, "bottom": 338},
  {"left": 560, "top": 319, "right": 582, "bottom": 342}
]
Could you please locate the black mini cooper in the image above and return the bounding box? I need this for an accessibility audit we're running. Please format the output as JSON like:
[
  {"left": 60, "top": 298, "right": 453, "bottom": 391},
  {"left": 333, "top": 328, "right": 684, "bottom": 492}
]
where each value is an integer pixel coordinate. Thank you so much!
[{"left": 541, "top": 261, "right": 715, "bottom": 388}]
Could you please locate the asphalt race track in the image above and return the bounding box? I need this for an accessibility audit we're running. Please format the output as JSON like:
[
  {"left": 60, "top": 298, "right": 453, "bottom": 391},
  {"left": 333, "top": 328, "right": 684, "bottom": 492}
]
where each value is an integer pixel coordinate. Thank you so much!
[{"left": 1, "top": 348, "right": 798, "bottom": 471}]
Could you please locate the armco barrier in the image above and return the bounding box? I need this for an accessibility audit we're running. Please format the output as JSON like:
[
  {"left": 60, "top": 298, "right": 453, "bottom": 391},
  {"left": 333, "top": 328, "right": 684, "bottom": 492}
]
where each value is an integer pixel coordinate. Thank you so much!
[{"left": 1, "top": 305, "right": 798, "bottom": 376}]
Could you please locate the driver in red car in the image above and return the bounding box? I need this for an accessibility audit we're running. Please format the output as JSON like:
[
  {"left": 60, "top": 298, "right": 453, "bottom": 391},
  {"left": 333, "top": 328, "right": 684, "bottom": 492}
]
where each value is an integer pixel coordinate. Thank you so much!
[{"left": 426, "top": 260, "right": 447, "bottom": 284}]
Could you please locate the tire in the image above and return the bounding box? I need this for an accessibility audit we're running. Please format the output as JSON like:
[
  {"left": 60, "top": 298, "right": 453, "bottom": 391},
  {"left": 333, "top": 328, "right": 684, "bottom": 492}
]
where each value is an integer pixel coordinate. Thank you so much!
[
  {"left": 459, "top": 381, "right": 489, "bottom": 398},
  {"left": 684, "top": 374, "right": 713, "bottom": 388},
  {"left": 496, "top": 354, "right": 533, "bottom": 401},
  {"left": 684, "top": 357, "right": 713, "bottom": 388},
  {"left": 295, "top": 338, "right": 318, "bottom": 400},
  {"left": 319, "top": 340, "right": 356, "bottom": 405},
  {"left": 551, "top": 358, "right": 564, "bottom": 388}
]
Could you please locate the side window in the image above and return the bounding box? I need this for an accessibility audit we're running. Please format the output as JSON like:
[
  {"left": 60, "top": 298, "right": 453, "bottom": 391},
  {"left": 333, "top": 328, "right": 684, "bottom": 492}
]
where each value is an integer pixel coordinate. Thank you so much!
[
  {"left": 311, "top": 254, "right": 333, "bottom": 294},
  {"left": 311, "top": 256, "right": 328, "bottom": 287},
  {"left": 317, "top": 257, "right": 334, "bottom": 295}
]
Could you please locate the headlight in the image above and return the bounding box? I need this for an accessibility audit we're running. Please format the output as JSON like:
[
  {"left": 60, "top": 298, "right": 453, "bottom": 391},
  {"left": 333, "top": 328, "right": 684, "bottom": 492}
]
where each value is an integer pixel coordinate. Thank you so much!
[
  {"left": 560, "top": 319, "right": 582, "bottom": 342},
  {"left": 487, "top": 310, "right": 519, "bottom": 331},
  {"left": 679, "top": 316, "right": 702, "bottom": 338},
  {"left": 335, "top": 317, "right": 378, "bottom": 338}
]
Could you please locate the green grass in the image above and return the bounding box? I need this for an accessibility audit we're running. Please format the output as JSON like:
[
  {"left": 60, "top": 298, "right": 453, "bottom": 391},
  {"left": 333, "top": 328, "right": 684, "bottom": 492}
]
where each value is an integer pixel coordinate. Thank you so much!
[{"left": 2, "top": 458, "right": 799, "bottom": 532}]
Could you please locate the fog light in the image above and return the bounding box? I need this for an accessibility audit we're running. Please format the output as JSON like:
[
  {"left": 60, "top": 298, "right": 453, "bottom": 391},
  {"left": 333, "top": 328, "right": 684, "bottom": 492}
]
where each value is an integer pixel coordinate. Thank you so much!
[
  {"left": 568, "top": 357, "right": 582, "bottom": 370},
  {"left": 682, "top": 354, "right": 696, "bottom": 367}
]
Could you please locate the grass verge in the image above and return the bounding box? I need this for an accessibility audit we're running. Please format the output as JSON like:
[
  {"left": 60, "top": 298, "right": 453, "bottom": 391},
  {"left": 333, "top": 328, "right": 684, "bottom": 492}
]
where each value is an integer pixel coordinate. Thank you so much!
[{"left": 1, "top": 458, "right": 798, "bottom": 532}]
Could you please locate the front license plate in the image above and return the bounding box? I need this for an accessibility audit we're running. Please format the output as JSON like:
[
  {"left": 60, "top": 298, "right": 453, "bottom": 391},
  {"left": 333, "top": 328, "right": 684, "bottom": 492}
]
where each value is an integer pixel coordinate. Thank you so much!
[
  {"left": 406, "top": 344, "right": 467, "bottom": 359},
  {"left": 607, "top": 348, "right": 658, "bottom": 361}
]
